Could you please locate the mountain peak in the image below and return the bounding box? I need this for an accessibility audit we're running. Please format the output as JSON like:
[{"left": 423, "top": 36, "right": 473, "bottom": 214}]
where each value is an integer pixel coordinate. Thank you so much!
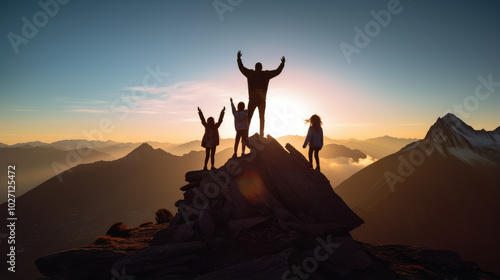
[
  {"left": 124, "top": 142, "right": 158, "bottom": 160},
  {"left": 442, "top": 113, "right": 464, "bottom": 123},
  {"left": 441, "top": 113, "right": 471, "bottom": 130},
  {"left": 442, "top": 112, "right": 460, "bottom": 121},
  {"left": 421, "top": 114, "right": 500, "bottom": 166},
  {"left": 136, "top": 142, "right": 154, "bottom": 150},
  {"left": 424, "top": 115, "right": 474, "bottom": 151},
  {"left": 440, "top": 113, "right": 499, "bottom": 149}
]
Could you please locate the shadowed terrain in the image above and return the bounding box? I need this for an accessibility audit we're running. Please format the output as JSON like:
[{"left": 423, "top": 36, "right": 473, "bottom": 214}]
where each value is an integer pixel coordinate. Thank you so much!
[
  {"left": 336, "top": 114, "right": 500, "bottom": 274},
  {"left": 34, "top": 134, "right": 499, "bottom": 280}
]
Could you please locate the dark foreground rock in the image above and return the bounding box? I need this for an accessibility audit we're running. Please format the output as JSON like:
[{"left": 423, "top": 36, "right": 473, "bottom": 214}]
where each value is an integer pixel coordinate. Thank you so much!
[{"left": 35, "top": 135, "right": 500, "bottom": 280}]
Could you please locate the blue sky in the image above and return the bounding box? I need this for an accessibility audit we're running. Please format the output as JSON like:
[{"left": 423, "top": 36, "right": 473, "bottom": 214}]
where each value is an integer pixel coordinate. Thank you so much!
[{"left": 0, "top": 0, "right": 499, "bottom": 144}]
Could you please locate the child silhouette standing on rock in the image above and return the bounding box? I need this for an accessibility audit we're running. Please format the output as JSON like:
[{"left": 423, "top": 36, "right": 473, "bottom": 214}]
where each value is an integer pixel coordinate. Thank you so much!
[
  {"left": 230, "top": 97, "right": 248, "bottom": 158},
  {"left": 303, "top": 114, "right": 323, "bottom": 171},
  {"left": 198, "top": 106, "right": 225, "bottom": 170}
]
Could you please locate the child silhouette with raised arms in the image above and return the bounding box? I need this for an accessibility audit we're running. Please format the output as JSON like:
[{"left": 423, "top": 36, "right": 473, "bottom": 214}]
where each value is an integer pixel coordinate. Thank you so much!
[
  {"left": 198, "top": 106, "right": 225, "bottom": 170},
  {"left": 230, "top": 97, "right": 248, "bottom": 158},
  {"left": 303, "top": 114, "right": 323, "bottom": 171}
]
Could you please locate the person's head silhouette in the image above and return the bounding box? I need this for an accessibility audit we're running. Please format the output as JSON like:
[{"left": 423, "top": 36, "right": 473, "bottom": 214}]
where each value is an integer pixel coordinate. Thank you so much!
[
  {"left": 237, "top": 102, "right": 245, "bottom": 111},
  {"left": 255, "top": 62, "right": 262, "bottom": 71},
  {"left": 306, "top": 114, "right": 322, "bottom": 128},
  {"left": 207, "top": 117, "right": 215, "bottom": 126}
]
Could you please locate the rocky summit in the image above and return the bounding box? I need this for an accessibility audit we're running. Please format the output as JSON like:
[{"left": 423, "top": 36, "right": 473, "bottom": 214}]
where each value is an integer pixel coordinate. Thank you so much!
[{"left": 35, "top": 134, "right": 499, "bottom": 280}]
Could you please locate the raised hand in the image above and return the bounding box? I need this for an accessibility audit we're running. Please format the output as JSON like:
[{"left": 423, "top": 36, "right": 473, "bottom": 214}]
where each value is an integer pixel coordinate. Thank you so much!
[
  {"left": 230, "top": 97, "right": 233, "bottom": 103},
  {"left": 281, "top": 56, "right": 285, "bottom": 63},
  {"left": 237, "top": 51, "right": 242, "bottom": 59},
  {"left": 222, "top": 106, "right": 226, "bottom": 112},
  {"left": 198, "top": 107, "right": 201, "bottom": 112}
]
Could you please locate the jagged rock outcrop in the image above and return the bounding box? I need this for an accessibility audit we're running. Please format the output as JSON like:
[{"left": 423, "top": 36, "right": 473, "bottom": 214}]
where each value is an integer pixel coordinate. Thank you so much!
[
  {"left": 35, "top": 134, "right": 500, "bottom": 280},
  {"left": 169, "top": 134, "right": 364, "bottom": 235}
]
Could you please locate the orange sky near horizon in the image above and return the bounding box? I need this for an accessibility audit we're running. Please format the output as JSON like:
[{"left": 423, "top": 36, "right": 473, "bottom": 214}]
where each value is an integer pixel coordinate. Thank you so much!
[{"left": 1, "top": 67, "right": 499, "bottom": 146}]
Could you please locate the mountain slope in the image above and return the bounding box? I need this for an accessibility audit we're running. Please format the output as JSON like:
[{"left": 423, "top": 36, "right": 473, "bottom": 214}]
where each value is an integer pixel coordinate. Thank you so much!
[
  {"left": 0, "top": 144, "right": 220, "bottom": 280},
  {"left": 335, "top": 113, "right": 500, "bottom": 274}
]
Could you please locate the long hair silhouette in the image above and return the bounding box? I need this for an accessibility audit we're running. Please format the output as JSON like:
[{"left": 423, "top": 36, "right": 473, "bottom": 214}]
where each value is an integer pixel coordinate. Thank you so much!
[{"left": 305, "top": 114, "right": 322, "bottom": 129}]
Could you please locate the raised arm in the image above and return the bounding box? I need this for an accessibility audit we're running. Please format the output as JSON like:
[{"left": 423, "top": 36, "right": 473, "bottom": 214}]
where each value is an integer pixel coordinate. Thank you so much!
[
  {"left": 216, "top": 106, "right": 225, "bottom": 127},
  {"left": 267, "top": 56, "right": 285, "bottom": 79},
  {"left": 230, "top": 97, "right": 237, "bottom": 115},
  {"left": 198, "top": 107, "right": 207, "bottom": 127},
  {"left": 237, "top": 51, "right": 250, "bottom": 77}
]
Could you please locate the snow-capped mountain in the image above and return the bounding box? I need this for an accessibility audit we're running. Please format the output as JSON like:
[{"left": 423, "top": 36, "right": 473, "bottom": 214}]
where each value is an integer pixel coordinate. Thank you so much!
[
  {"left": 335, "top": 113, "right": 500, "bottom": 274},
  {"left": 441, "top": 113, "right": 500, "bottom": 148},
  {"left": 401, "top": 113, "right": 500, "bottom": 167}
]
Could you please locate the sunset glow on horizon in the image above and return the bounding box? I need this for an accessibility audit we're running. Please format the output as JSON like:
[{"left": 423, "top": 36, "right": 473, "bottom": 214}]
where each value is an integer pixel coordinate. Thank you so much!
[{"left": 1, "top": 1, "right": 498, "bottom": 145}]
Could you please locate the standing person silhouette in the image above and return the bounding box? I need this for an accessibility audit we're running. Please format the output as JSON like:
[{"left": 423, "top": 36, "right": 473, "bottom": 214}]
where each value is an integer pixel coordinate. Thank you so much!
[
  {"left": 303, "top": 114, "right": 323, "bottom": 171},
  {"left": 237, "top": 51, "right": 285, "bottom": 136},
  {"left": 230, "top": 97, "right": 248, "bottom": 158},
  {"left": 198, "top": 106, "right": 225, "bottom": 170}
]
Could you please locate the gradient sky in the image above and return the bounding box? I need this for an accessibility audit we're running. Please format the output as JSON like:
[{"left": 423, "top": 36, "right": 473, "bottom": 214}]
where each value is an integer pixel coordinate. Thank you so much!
[{"left": 1, "top": 0, "right": 499, "bottom": 144}]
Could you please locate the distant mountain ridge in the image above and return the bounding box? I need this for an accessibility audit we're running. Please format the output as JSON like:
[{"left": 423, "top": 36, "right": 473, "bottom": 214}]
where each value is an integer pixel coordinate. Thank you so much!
[
  {"left": 333, "top": 135, "right": 418, "bottom": 159},
  {"left": 0, "top": 135, "right": 395, "bottom": 199},
  {"left": 9, "top": 140, "right": 49, "bottom": 148},
  {"left": 2, "top": 134, "right": 417, "bottom": 159},
  {"left": 0, "top": 146, "right": 114, "bottom": 202}
]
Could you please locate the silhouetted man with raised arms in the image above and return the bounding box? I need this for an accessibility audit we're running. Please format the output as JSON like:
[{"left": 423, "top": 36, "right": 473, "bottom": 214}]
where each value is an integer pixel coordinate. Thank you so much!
[{"left": 237, "top": 51, "right": 285, "bottom": 136}]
